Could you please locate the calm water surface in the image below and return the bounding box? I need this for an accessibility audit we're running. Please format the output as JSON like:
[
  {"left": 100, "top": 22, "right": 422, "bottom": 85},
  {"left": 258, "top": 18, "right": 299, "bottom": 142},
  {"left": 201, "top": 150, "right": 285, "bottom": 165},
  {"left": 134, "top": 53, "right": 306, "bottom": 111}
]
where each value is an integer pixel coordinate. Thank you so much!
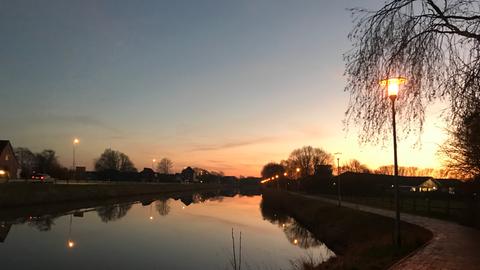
[{"left": 0, "top": 191, "right": 334, "bottom": 270}]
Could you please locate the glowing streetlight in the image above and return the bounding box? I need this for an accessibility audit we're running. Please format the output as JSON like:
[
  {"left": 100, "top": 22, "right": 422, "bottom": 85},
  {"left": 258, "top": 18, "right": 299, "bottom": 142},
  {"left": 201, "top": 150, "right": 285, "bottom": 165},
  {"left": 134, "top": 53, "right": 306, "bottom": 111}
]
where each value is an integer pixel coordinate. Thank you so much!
[
  {"left": 283, "top": 172, "right": 288, "bottom": 177},
  {"left": 293, "top": 168, "right": 301, "bottom": 190},
  {"left": 380, "top": 77, "right": 406, "bottom": 98},
  {"left": 72, "top": 138, "right": 80, "bottom": 180},
  {"left": 152, "top": 158, "right": 156, "bottom": 170},
  {"left": 0, "top": 170, "right": 5, "bottom": 176},
  {"left": 380, "top": 76, "right": 406, "bottom": 248}
]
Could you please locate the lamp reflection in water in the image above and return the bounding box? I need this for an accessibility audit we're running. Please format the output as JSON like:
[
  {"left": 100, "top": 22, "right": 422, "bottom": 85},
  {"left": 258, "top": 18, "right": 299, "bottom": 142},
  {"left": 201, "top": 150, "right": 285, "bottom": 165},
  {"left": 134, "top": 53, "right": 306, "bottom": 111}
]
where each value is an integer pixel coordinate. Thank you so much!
[
  {"left": 67, "top": 214, "right": 75, "bottom": 249},
  {"left": 149, "top": 204, "right": 154, "bottom": 221}
]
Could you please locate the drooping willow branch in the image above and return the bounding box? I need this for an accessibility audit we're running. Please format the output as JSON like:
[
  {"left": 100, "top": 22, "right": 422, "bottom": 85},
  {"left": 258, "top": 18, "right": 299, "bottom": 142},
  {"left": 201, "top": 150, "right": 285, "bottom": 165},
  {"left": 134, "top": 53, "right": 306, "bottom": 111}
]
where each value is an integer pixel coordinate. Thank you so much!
[{"left": 344, "top": 0, "right": 480, "bottom": 144}]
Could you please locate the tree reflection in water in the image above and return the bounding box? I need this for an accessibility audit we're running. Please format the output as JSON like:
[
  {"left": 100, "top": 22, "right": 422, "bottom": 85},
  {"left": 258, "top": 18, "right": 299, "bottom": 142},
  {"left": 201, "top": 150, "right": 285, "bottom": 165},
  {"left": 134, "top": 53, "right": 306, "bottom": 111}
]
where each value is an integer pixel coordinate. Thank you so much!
[
  {"left": 283, "top": 220, "right": 322, "bottom": 249},
  {"left": 28, "top": 215, "right": 56, "bottom": 231},
  {"left": 96, "top": 203, "right": 133, "bottom": 223},
  {"left": 260, "top": 198, "right": 321, "bottom": 249},
  {"left": 155, "top": 199, "right": 171, "bottom": 216}
]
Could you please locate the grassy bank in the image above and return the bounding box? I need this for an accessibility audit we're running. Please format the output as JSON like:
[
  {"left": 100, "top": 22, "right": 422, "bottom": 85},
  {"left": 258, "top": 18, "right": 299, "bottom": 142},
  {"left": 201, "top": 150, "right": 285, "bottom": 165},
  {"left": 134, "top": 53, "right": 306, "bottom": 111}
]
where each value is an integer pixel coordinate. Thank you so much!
[
  {"left": 0, "top": 182, "right": 221, "bottom": 208},
  {"left": 261, "top": 189, "right": 432, "bottom": 269}
]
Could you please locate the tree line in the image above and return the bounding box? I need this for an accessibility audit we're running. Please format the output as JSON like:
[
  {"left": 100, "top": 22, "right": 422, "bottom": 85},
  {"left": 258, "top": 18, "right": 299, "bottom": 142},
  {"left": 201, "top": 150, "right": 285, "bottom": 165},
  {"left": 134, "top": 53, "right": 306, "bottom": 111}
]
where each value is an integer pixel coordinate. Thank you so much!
[
  {"left": 14, "top": 147, "right": 175, "bottom": 179},
  {"left": 261, "top": 145, "right": 462, "bottom": 180}
]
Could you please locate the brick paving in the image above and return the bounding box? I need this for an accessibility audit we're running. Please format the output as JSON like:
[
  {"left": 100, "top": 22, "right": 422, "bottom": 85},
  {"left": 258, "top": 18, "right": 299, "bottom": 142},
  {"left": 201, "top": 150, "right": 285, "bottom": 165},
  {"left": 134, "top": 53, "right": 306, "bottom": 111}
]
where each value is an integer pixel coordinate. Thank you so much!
[{"left": 300, "top": 194, "right": 480, "bottom": 270}]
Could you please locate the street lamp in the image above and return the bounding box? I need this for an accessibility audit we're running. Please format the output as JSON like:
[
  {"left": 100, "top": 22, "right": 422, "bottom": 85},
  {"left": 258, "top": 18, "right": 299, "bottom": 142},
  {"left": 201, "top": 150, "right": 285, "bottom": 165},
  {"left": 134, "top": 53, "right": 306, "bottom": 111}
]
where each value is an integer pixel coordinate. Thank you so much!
[
  {"left": 152, "top": 159, "right": 156, "bottom": 170},
  {"left": 334, "top": 152, "right": 342, "bottom": 207},
  {"left": 295, "top": 168, "right": 301, "bottom": 190},
  {"left": 72, "top": 138, "right": 79, "bottom": 180},
  {"left": 380, "top": 76, "right": 406, "bottom": 248}
]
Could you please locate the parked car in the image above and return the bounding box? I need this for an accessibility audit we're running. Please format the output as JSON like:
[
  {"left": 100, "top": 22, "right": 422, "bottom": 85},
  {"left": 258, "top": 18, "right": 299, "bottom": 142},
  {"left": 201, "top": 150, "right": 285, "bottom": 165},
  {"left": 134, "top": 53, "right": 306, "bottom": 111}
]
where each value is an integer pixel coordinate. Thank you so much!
[{"left": 31, "top": 173, "right": 54, "bottom": 183}]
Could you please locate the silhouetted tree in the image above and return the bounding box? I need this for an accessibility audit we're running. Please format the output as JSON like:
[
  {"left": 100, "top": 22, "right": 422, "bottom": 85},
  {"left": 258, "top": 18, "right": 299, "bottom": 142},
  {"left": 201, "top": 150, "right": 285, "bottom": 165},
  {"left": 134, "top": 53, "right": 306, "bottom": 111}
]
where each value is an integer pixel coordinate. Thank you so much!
[
  {"left": 14, "top": 147, "right": 36, "bottom": 178},
  {"left": 94, "top": 148, "right": 137, "bottom": 172},
  {"left": 345, "top": 0, "right": 480, "bottom": 143},
  {"left": 181, "top": 167, "right": 195, "bottom": 182},
  {"left": 440, "top": 108, "right": 480, "bottom": 178},
  {"left": 155, "top": 199, "right": 171, "bottom": 216},
  {"left": 261, "top": 162, "right": 285, "bottom": 179},
  {"left": 35, "top": 150, "right": 68, "bottom": 178},
  {"left": 287, "top": 146, "right": 332, "bottom": 177},
  {"left": 157, "top": 158, "right": 173, "bottom": 174},
  {"left": 342, "top": 159, "right": 370, "bottom": 174},
  {"left": 374, "top": 165, "right": 394, "bottom": 175}
]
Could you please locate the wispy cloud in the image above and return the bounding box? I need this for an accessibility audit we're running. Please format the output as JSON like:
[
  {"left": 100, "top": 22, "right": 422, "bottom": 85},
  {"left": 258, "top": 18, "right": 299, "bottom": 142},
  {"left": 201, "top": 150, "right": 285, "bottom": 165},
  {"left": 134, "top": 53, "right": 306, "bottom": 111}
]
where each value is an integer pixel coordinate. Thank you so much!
[
  {"left": 26, "top": 113, "right": 122, "bottom": 133},
  {"left": 190, "top": 137, "right": 275, "bottom": 151}
]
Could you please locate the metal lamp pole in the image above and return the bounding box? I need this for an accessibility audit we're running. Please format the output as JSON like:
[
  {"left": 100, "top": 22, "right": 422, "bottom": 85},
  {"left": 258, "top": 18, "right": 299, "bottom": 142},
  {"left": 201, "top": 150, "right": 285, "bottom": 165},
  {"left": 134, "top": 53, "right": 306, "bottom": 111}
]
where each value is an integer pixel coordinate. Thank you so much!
[
  {"left": 381, "top": 77, "right": 406, "bottom": 248},
  {"left": 390, "top": 94, "right": 401, "bottom": 248},
  {"left": 72, "top": 138, "right": 79, "bottom": 180},
  {"left": 334, "top": 152, "right": 342, "bottom": 207}
]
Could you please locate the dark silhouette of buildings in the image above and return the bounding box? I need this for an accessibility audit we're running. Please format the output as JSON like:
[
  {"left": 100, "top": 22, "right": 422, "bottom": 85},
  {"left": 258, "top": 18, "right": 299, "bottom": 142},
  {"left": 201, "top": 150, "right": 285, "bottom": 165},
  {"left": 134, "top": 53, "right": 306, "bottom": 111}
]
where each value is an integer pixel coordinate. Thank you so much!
[{"left": 0, "top": 140, "right": 19, "bottom": 180}]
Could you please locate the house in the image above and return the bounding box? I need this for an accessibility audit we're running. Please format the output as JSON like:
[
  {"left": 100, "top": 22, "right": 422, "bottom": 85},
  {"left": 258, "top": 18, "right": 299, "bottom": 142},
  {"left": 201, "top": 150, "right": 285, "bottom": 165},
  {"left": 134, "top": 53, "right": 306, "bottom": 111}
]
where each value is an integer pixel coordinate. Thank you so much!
[
  {"left": 0, "top": 140, "right": 19, "bottom": 181},
  {"left": 414, "top": 178, "right": 464, "bottom": 194}
]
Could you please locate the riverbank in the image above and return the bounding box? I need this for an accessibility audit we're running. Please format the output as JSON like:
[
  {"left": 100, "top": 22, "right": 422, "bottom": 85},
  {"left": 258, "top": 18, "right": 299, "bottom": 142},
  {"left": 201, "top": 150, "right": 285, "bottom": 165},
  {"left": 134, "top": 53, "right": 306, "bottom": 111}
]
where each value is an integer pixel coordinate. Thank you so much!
[
  {"left": 261, "top": 189, "right": 433, "bottom": 269},
  {"left": 0, "top": 182, "right": 221, "bottom": 208}
]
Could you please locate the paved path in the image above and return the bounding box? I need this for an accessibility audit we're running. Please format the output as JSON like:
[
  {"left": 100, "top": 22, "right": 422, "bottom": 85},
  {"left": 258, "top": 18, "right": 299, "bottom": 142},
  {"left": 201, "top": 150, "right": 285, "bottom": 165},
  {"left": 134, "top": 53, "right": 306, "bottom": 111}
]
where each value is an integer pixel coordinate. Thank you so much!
[{"left": 299, "top": 194, "right": 480, "bottom": 270}]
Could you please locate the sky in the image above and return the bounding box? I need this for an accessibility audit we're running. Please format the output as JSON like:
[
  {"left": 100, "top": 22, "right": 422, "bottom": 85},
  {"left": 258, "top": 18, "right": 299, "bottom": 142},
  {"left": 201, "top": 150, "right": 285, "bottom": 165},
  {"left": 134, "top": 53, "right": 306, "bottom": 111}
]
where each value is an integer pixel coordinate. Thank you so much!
[{"left": 0, "top": 0, "right": 450, "bottom": 176}]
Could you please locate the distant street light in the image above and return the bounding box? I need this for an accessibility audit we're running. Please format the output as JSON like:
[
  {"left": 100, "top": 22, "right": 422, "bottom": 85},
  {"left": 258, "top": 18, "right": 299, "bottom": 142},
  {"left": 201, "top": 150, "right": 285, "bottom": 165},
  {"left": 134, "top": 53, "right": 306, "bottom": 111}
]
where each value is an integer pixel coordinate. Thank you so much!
[
  {"left": 295, "top": 168, "right": 301, "bottom": 190},
  {"left": 72, "top": 138, "right": 80, "bottom": 180},
  {"left": 334, "top": 152, "right": 342, "bottom": 206},
  {"left": 152, "top": 159, "right": 156, "bottom": 170},
  {"left": 380, "top": 76, "right": 406, "bottom": 248}
]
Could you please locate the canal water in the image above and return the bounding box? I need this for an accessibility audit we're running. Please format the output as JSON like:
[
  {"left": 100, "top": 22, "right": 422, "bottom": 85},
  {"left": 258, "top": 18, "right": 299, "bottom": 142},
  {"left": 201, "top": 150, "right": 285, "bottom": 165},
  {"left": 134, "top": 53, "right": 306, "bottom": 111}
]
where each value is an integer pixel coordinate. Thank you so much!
[{"left": 0, "top": 190, "right": 334, "bottom": 270}]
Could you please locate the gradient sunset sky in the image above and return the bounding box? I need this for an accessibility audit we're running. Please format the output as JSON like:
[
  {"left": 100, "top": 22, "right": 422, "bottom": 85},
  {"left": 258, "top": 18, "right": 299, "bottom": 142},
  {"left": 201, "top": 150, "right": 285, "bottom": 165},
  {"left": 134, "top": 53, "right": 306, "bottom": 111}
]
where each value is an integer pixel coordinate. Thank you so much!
[{"left": 0, "top": 0, "right": 449, "bottom": 176}]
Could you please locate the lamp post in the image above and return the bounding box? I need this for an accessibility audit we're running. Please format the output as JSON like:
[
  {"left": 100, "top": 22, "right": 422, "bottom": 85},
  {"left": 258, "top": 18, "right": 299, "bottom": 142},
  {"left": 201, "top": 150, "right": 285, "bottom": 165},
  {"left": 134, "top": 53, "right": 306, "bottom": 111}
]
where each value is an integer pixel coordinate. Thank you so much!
[
  {"left": 380, "top": 77, "right": 406, "bottom": 248},
  {"left": 152, "top": 159, "right": 156, "bottom": 170},
  {"left": 334, "top": 152, "right": 342, "bottom": 207},
  {"left": 72, "top": 138, "right": 79, "bottom": 180},
  {"left": 295, "top": 168, "right": 301, "bottom": 191}
]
